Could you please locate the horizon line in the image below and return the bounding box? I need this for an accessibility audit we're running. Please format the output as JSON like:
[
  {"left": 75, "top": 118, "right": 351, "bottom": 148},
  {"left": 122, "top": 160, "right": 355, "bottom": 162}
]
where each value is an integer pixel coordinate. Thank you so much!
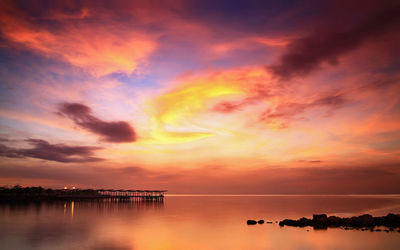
[{"left": 165, "top": 194, "right": 400, "bottom": 196}]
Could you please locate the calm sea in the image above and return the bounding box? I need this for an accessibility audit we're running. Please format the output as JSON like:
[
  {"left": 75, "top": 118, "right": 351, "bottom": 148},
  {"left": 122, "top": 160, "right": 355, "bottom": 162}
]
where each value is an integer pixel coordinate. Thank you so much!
[{"left": 0, "top": 195, "right": 400, "bottom": 250}]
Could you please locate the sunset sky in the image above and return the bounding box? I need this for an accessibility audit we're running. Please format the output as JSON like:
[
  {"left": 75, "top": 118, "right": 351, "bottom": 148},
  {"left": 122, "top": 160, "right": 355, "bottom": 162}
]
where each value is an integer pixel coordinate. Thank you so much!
[{"left": 0, "top": 0, "right": 399, "bottom": 194}]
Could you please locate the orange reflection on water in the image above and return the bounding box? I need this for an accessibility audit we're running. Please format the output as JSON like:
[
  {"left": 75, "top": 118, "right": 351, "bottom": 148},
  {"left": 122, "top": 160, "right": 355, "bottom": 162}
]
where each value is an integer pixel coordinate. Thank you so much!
[{"left": 0, "top": 196, "right": 399, "bottom": 249}]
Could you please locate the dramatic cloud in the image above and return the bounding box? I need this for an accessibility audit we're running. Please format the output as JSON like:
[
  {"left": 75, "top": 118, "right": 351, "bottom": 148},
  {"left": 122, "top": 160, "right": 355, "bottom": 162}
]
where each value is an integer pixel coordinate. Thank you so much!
[
  {"left": 0, "top": 139, "right": 103, "bottom": 163},
  {"left": 268, "top": 5, "right": 400, "bottom": 79},
  {"left": 0, "top": 1, "right": 399, "bottom": 193},
  {"left": 0, "top": 0, "right": 157, "bottom": 76},
  {"left": 58, "top": 103, "right": 137, "bottom": 143},
  {"left": 213, "top": 82, "right": 347, "bottom": 127},
  {"left": 260, "top": 93, "right": 346, "bottom": 123}
]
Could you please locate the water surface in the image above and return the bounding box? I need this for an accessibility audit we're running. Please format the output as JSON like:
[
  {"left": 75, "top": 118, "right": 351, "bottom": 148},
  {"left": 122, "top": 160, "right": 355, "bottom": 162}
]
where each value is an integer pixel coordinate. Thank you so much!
[{"left": 1, "top": 195, "right": 400, "bottom": 249}]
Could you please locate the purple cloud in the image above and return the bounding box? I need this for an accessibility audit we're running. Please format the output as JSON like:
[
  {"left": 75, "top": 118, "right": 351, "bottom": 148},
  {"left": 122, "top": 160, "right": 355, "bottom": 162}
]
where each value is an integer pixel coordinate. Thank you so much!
[
  {"left": 0, "top": 139, "right": 103, "bottom": 163},
  {"left": 58, "top": 103, "right": 137, "bottom": 143},
  {"left": 268, "top": 6, "right": 400, "bottom": 80}
]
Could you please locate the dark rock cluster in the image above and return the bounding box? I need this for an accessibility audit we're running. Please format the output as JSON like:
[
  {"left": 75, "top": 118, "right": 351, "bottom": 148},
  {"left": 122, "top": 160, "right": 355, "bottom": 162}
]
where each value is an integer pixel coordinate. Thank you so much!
[
  {"left": 279, "top": 213, "right": 400, "bottom": 230},
  {"left": 247, "top": 219, "right": 273, "bottom": 225},
  {"left": 247, "top": 220, "right": 257, "bottom": 225}
]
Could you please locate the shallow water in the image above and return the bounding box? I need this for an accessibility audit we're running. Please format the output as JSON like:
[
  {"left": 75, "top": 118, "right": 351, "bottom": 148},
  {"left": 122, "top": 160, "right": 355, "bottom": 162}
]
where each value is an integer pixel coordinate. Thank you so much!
[{"left": 1, "top": 195, "right": 400, "bottom": 250}]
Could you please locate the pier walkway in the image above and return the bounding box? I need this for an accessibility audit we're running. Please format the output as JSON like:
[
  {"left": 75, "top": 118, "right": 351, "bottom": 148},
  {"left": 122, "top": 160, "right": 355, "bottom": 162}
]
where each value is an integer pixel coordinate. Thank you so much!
[{"left": 56, "top": 189, "right": 167, "bottom": 201}]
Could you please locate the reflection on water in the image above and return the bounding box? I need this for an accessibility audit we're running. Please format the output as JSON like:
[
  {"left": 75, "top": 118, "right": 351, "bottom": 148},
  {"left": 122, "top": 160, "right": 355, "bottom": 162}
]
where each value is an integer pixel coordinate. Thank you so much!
[
  {"left": 71, "top": 201, "right": 74, "bottom": 218},
  {"left": 0, "top": 195, "right": 399, "bottom": 250}
]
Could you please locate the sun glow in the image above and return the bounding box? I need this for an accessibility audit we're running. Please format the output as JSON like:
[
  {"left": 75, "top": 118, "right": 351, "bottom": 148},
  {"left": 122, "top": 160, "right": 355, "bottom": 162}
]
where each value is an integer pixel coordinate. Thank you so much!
[{"left": 144, "top": 76, "right": 244, "bottom": 144}]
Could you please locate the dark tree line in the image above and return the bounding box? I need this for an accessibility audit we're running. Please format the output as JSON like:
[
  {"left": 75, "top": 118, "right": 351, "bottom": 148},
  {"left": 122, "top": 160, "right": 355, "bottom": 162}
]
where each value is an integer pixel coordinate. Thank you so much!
[{"left": 0, "top": 185, "right": 98, "bottom": 201}]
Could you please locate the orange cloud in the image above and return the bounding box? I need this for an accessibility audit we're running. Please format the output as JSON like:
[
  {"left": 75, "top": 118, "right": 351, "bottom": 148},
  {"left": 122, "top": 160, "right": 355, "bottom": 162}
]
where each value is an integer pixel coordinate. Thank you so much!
[
  {"left": 0, "top": 4, "right": 156, "bottom": 76},
  {"left": 143, "top": 68, "right": 273, "bottom": 144}
]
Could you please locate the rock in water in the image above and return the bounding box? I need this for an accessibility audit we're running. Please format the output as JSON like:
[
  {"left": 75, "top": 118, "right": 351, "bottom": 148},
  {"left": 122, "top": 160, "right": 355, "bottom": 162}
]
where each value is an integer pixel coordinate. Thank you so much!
[
  {"left": 327, "top": 216, "right": 343, "bottom": 226},
  {"left": 279, "top": 213, "right": 400, "bottom": 230},
  {"left": 313, "top": 214, "right": 328, "bottom": 229},
  {"left": 348, "top": 214, "right": 373, "bottom": 227},
  {"left": 247, "top": 220, "right": 257, "bottom": 225}
]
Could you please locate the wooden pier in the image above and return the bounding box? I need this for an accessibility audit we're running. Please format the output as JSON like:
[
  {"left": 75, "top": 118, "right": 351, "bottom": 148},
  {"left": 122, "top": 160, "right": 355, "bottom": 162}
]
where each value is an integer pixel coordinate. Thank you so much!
[
  {"left": 96, "top": 189, "right": 167, "bottom": 200},
  {"left": 0, "top": 186, "right": 167, "bottom": 202},
  {"left": 54, "top": 189, "right": 167, "bottom": 201}
]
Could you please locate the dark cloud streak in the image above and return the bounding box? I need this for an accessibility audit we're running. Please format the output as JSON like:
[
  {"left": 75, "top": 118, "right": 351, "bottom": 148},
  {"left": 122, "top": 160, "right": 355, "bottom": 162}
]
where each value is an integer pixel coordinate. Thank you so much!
[
  {"left": 268, "top": 5, "right": 400, "bottom": 80},
  {"left": 0, "top": 139, "right": 103, "bottom": 163},
  {"left": 57, "top": 103, "right": 137, "bottom": 143},
  {"left": 260, "top": 93, "right": 346, "bottom": 123},
  {"left": 214, "top": 90, "right": 346, "bottom": 127}
]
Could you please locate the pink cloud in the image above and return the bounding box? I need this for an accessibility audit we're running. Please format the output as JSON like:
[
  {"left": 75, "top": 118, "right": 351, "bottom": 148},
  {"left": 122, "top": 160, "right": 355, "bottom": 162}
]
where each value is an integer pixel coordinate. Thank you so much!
[{"left": 0, "top": 2, "right": 157, "bottom": 76}]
